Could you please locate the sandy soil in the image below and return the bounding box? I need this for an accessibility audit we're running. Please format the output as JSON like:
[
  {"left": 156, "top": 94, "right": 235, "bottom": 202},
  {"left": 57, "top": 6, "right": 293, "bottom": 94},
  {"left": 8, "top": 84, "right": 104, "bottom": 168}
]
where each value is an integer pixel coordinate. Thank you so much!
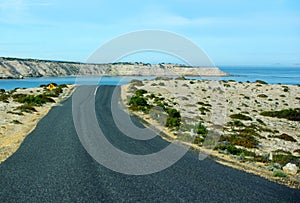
[
  {"left": 121, "top": 79, "right": 300, "bottom": 188},
  {"left": 0, "top": 85, "right": 76, "bottom": 163}
]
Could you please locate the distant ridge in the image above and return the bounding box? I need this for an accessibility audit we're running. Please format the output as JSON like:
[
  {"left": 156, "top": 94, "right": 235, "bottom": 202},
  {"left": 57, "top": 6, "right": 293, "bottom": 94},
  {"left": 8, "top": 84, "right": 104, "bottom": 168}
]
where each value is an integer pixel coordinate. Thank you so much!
[{"left": 0, "top": 57, "right": 228, "bottom": 79}]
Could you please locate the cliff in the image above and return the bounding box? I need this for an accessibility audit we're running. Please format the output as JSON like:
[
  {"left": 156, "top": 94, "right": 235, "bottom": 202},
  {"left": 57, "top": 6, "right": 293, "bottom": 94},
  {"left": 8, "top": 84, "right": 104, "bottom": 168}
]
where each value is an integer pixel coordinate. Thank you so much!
[{"left": 0, "top": 57, "right": 228, "bottom": 79}]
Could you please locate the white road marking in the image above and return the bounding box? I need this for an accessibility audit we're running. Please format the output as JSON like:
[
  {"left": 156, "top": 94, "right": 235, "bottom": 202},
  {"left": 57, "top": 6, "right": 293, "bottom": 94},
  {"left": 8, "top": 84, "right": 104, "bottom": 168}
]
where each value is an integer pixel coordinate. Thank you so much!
[{"left": 94, "top": 86, "right": 99, "bottom": 96}]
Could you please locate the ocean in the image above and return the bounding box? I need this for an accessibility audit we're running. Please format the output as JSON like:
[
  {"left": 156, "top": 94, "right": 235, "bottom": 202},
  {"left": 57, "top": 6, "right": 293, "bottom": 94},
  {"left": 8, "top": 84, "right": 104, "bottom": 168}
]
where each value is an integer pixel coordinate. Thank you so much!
[{"left": 0, "top": 66, "right": 299, "bottom": 90}]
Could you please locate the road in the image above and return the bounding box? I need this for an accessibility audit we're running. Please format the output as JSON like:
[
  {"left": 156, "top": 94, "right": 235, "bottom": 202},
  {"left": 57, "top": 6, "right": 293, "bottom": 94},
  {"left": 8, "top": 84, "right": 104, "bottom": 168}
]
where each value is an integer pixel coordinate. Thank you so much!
[{"left": 0, "top": 85, "right": 299, "bottom": 202}]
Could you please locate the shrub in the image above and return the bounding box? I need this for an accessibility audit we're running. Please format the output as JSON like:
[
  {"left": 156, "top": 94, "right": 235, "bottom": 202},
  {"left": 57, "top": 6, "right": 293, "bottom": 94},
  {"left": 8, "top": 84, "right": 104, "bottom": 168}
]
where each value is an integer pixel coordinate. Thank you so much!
[
  {"left": 197, "top": 101, "right": 212, "bottom": 107},
  {"left": 193, "top": 136, "right": 205, "bottom": 145},
  {"left": 273, "top": 169, "right": 287, "bottom": 177},
  {"left": 273, "top": 133, "right": 297, "bottom": 142},
  {"left": 273, "top": 154, "right": 300, "bottom": 166},
  {"left": 257, "top": 94, "right": 268, "bottom": 98},
  {"left": 166, "top": 117, "right": 181, "bottom": 128},
  {"left": 256, "top": 118, "right": 265, "bottom": 125},
  {"left": 255, "top": 80, "right": 268, "bottom": 84},
  {"left": 214, "top": 145, "right": 255, "bottom": 156},
  {"left": 228, "top": 120, "right": 245, "bottom": 127},
  {"left": 294, "top": 149, "right": 300, "bottom": 153},
  {"left": 282, "top": 86, "right": 289, "bottom": 92},
  {"left": 0, "top": 93, "right": 10, "bottom": 102},
  {"left": 260, "top": 108, "right": 300, "bottom": 121},
  {"left": 130, "top": 80, "right": 144, "bottom": 86},
  {"left": 12, "top": 120, "right": 22, "bottom": 124},
  {"left": 129, "top": 95, "right": 150, "bottom": 112},
  {"left": 15, "top": 104, "right": 37, "bottom": 113},
  {"left": 58, "top": 84, "right": 68, "bottom": 88},
  {"left": 196, "top": 122, "right": 208, "bottom": 136},
  {"left": 229, "top": 113, "right": 252, "bottom": 121},
  {"left": 135, "top": 89, "right": 147, "bottom": 96},
  {"left": 199, "top": 107, "right": 210, "bottom": 114},
  {"left": 175, "top": 76, "right": 186, "bottom": 80},
  {"left": 13, "top": 94, "right": 55, "bottom": 106},
  {"left": 165, "top": 108, "right": 181, "bottom": 128}
]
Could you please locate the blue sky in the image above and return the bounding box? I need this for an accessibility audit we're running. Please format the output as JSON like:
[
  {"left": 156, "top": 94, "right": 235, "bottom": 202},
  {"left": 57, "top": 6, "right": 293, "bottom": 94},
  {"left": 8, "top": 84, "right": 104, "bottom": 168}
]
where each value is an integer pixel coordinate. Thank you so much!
[{"left": 0, "top": 0, "right": 299, "bottom": 66}]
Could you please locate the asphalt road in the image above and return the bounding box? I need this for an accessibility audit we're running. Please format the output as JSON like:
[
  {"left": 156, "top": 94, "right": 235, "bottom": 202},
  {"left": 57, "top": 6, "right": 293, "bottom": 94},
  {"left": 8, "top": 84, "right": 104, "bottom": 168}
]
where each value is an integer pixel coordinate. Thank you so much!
[{"left": 0, "top": 85, "right": 299, "bottom": 202}]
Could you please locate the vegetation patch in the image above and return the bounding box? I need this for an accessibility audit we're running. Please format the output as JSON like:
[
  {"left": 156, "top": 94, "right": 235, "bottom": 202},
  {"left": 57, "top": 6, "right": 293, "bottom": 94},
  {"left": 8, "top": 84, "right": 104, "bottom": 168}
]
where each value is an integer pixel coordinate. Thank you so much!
[
  {"left": 220, "top": 132, "right": 258, "bottom": 149},
  {"left": 229, "top": 113, "right": 252, "bottom": 121},
  {"left": 272, "top": 154, "right": 300, "bottom": 166},
  {"left": 273, "top": 169, "right": 287, "bottom": 177},
  {"left": 272, "top": 133, "right": 297, "bottom": 142},
  {"left": 214, "top": 145, "right": 255, "bottom": 156},
  {"left": 0, "top": 93, "right": 10, "bottom": 103},
  {"left": 13, "top": 94, "right": 55, "bottom": 106},
  {"left": 15, "top": 104, "right": 37, "bottom": 113},
  {"left": 256, "top": 118, "right": 265, "bottom": 125},
  {"left": 12, "top": 120, "right": 22, "bottom": 125},
  {"left": 260, "top": 108, "right": 300, "bottom": 121},
  {"left": 165, "top": 108, "right": 181, "bottom": 128},
  {"left": 199, "top": 107, "right": 210, "bottom": 115},
  {"left": 227, "top": 120, "right": 245, "bottom": 127},
  {"left": 255, "top": 80, "right": 268, "bottom": 84},
  {"left": 257, "top": 94, "right": 268, "bottom": 98}
]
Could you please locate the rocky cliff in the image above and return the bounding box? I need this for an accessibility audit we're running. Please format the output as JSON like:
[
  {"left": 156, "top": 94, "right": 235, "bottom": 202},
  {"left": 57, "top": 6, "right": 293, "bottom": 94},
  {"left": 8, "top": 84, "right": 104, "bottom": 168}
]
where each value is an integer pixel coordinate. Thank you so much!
[{"left": 0, "top": 57, "right": 228, "bottom": 79}]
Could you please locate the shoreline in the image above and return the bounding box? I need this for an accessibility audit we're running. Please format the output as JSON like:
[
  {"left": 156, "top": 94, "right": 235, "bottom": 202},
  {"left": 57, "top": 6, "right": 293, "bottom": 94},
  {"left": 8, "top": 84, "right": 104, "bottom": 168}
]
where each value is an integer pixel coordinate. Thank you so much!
[{"left": 0, "top": 85, "right": 76, "bottom": 163}]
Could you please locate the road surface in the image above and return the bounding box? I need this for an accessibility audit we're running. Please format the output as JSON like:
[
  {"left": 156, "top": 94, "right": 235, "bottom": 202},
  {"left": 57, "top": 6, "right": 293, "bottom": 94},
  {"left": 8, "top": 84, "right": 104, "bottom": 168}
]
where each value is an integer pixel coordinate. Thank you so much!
[{"left": 0, "top": 85, "right": 299, "bottom": 202}]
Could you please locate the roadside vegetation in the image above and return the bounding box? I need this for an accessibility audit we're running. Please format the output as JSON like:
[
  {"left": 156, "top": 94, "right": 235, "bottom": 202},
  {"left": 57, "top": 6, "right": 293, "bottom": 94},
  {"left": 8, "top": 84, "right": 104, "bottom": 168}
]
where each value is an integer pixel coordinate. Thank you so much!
[
  {"left": 260, "top": 108, "right": 300, "bottom": 121},
  {"left": 0, "top": 83, "right": 68, "bottom": 116}
]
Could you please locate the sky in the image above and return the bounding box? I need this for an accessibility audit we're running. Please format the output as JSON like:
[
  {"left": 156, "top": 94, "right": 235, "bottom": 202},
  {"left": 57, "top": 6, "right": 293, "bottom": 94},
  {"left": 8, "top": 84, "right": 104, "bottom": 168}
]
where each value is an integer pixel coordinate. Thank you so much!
[{"left": 0, "top": 0, "right": 299, "bottom": 66}]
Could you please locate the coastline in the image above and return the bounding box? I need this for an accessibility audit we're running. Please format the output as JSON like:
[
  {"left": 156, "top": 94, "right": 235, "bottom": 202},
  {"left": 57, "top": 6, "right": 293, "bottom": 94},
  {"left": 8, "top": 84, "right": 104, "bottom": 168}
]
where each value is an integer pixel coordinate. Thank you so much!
[
  {"left": 0, "top": 85, "right": 76, "bottom": 163},
  {"left": 120, "top": 79, "right": 300, "bottom": 188}
]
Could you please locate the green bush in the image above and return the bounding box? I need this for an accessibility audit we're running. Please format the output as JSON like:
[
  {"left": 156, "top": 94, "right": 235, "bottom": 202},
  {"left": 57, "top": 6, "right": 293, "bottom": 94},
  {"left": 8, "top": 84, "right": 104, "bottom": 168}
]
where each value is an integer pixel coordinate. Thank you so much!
[
  {"left": 256, "top": 118, "right": 265, "bottom": 125},
  {"left": 255, "top": 80, "right": 268, "bottom": 84},
  {"left": 13, "top": 94, "right": 55, "bottom": 106},
  {"left": 135, "top": 89, "right": 148, "bottom": 96},
  {"left": 273, "top": 133, "right": 297, "bottom": 142},
  {"left": 165, "top": 108, "right": 181, "bottom": 128},
  {"left": 196, "top": 122, "right": 208, "bottom": 136},
  {"left": 228, "top": 120, "right": 245, "bottom": 127},
  {"left": 273, "top": 169, "right": 287, "bottom": 177},
  {"left": 166, "top": 117, "right": 181, "bottom": 128},
  {"left": 229, "top": 113, "right": 252, "bottom": 121},
  {"left": 129, "top": 95, "right": 150, "bottom": 112},
  {"left": 221, "top": 127, "right": 259, "bottom": 148},
  {"left": 257, "top": 94, "right": 268, "bottom": 98},
  {"left": 214, "top": 145, "right": 255, "bottom": 156},
  {"left": 0, "top": 93, "right": 10, "bottom": 102},
  {"left": 15, "top": 104, "right": 37, "bottom": 113},
  {"left": 193, "top": 136, "right": 205, "bottom": 145},
  {"left": 273, "top": 154, "right": 300, "bottom": 166},
  {"left": 260, "top": 108, "right": 300, "bottom": 121},
  {"left": 12, "top": 120, "right": 22, "bottom": 125}
]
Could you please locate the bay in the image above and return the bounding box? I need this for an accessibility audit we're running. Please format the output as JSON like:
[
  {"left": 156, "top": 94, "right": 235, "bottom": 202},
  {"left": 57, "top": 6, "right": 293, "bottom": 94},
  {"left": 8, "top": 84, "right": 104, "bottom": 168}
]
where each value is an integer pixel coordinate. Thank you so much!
[{"left": 0, "top": 66, "right": 299, "bottom": 90}]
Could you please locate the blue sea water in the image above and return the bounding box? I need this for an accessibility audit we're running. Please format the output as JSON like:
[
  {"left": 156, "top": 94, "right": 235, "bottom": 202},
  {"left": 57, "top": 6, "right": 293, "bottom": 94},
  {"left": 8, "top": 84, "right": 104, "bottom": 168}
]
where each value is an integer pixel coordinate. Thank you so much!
[{"left": 0, "top": 66, "right": 299, "bottom": 90}]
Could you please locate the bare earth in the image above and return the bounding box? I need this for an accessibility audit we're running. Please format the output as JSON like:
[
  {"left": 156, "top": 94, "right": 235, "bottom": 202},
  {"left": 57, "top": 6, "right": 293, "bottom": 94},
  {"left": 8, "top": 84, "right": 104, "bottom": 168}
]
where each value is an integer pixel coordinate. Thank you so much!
[
  {"left": 0, "top": 85, "right": 75, "bottom": 163},
  {"left": 121, "top": 79, "right": 300, "bottom": 188}
]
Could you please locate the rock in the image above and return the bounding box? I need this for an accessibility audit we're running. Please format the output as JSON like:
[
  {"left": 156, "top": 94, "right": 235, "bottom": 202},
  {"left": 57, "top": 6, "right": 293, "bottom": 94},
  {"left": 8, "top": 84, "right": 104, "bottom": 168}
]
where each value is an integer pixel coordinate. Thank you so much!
[{"left": 283, "top": 163, "right": 298, "bottom": 175}]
